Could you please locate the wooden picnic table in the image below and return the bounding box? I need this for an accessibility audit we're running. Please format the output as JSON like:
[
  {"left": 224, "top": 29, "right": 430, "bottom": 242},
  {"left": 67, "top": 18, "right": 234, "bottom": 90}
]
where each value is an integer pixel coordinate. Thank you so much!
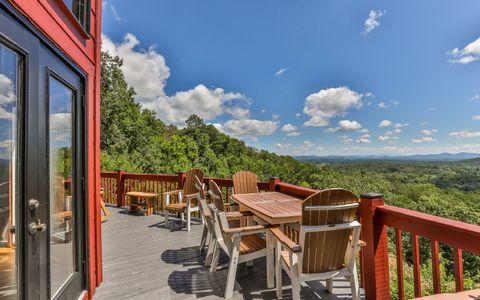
[
  {"left": 126, "top": 191, "right": 158, "bottom": 216},
  {"left": 229, "top": 192, "right": 302, "bottom": 225}
]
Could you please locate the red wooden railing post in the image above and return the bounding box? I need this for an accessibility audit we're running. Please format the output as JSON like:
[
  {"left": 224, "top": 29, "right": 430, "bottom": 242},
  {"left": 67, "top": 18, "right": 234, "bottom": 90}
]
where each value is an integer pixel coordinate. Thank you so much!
[
  {"left": 177, "top": 171, "right": 187, "bottom": 189},
  {"left": 269, "top": 177, "right": 281, "bottom": 191},
  {"left": 116, "top": 170, "right": 125, "bottom": 207},
  {"left": 359, "top": 193, "right": 391, "bottom": 300}
]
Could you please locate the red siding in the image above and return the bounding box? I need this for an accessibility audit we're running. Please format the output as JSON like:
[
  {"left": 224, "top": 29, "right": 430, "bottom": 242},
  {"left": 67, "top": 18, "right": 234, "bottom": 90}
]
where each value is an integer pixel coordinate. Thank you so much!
[{"left": 9, "top": 0, "right": 102, "bottom": 299}]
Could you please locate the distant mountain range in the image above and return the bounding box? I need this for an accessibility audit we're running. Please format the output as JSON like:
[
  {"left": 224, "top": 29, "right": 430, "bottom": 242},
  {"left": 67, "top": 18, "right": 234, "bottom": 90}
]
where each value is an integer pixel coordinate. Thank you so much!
[{"left": 294, "top": 152, "right": 480, "bottom": 163}]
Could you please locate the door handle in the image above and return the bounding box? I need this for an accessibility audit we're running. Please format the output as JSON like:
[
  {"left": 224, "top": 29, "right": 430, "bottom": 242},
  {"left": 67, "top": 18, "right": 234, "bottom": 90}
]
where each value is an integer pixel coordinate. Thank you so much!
[
  {"left": 28, "top": 198, "right": 47, "bottom": 236},
  {"left": 29, "top": 222, "right": 47, "bottom": 235}
]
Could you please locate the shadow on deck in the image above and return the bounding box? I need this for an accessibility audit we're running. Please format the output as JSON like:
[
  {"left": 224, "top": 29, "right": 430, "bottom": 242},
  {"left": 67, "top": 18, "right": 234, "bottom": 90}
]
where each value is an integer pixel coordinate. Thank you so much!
[{"left": 93, "top": 207, "right": 365, "bottom": 300}]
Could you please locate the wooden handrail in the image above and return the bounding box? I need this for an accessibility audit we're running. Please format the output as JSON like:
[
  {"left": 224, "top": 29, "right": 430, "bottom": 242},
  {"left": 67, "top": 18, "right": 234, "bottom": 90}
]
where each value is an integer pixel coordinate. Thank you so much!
[{"left": 378, "top": 205, "right": 480, "bottom": 255}]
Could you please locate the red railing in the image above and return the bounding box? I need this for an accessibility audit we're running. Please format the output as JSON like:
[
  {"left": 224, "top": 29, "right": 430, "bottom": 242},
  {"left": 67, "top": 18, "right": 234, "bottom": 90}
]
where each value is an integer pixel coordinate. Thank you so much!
[
  {"left": 359, "top": 193, "right": 480, "bottom": 300},
  {"left": 100, "top": 171, "right": 480, "bottom": 299}
]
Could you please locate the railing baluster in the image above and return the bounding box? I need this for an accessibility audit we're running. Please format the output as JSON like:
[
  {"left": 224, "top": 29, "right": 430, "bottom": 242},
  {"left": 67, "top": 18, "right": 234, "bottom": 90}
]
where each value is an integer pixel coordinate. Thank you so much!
[
  {"left": 430, "top": 240, "right": 441, "bottom": 294},
  {"left": 411, "top": 234, "right": 421, "bottom": 297},
  {"left": 453, "top": 248, "right": 464, "bottom": 292},
  {"left": 395, "top": 229, "right": 404, "bottom": 300}
]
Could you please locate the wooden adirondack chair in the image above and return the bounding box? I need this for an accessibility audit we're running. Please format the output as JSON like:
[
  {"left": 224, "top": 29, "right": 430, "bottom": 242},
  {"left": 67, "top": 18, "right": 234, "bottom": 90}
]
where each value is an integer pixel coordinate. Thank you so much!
[
  {"left": 232, "top": 171, "right": 258, "bottom": 194},
  {"left": 208, "top": 203, "right": 272, "bottom": 299},
  {"left": 194, "top": 174, "right": 218, "bottom": 268},
  {"left": 164, "top": 168, "right": 204, "bottom": 231},
  {"left": 273, "top": 189, "right": 362, "bottom": 300}
]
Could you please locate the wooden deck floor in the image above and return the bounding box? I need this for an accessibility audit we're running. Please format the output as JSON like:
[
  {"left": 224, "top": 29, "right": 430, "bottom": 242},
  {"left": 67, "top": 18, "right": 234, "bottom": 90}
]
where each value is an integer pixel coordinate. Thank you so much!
[{"left": 93, "top": 207, "right": 365, "bottom": 300}]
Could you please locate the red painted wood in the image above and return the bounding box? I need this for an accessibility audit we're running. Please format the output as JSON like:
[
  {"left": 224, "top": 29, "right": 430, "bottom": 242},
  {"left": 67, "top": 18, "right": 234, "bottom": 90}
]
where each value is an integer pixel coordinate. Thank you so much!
[
  {"left": 358, "top": 195, "right": 391, "bottom": 300},
  {"left": 453, "top": 248, "right": 464, "bottom": 292},
  {"left": 411, "top": 234, "right": 422, "bottom": 297},
  {"left": 378, "top": 205, "right": 480, "bottom": 255},
  {"left": 431, "top": 240, "right": 441, "bottom": 294},
  {"left": 395, "top": 229, "right": 405, "bottom": 300},
  {"left": 275, "top": 182, "right": 317, "bottom": 199},
  {"left": 116, "top": 170, "right": 125, "bottom": 207},
  {"left": 268, "top": 177, "right": 281, "bottom": 191}
]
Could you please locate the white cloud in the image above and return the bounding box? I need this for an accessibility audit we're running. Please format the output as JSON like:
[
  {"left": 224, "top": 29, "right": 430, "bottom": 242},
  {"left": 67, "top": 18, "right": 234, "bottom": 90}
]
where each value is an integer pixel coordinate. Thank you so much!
[
  {"left": 261, "top": 109, "right": 266, "bottom": 114},
  {"left": 298, "top": 140, "right": 316, "bottom": 151},
  {"left": 272, "top": 114, "right": 280, "bottom": 121},
  {"left": 339, "top": 120, "right": 362, "bottom": 131},
  {"left": 449, "top": 130, "right": 480, "bottom": 139},
  {"left": 110, "top": 4, "right": 122, "bottom": 22},
  {"left": 281, "top": 123, "right": 300, "bottom": 136},
  {"left": 340, "top": 144, "right": 480, "bottom": 156},
  {"left": 378, "top": 99, "right": 399, "bottom": 109},
  {"left": 412, "top": 137, "right": 436, "bottom": 143},
  {"left": 0, "top": 107, "right": 13, "bottom": 120},
  {"left": 102, "top": 33, "right": 254, "bottom": 126},
  {"left": 338, "top": 135, "right": 354, "bottom": 144},
  {"left": 275, "top": 143, "right": 292, "bottom": 150},
  {"left": 102, "top": 33, "right": 170, "bottom": 102},
  {"left": 275, "top": 68, "right": 287, "bottom": 76},
  {"left": 363, "top": 10, "right": 385, "bottom": 35},
  {"left": 358, "top": 128, "right": 369, "bottom": 133},
  {"left": 0, "top": 74, "right": 16, "bottom": 105},
  {"left": 356, "top": 137, "right": 372, "bottom": 144},
  {"left": 379, "top": 120, "right": 392, "bottom": 128},
  {"left": 224, "top": 107, "right": 250, "bottom": 120},
  {"left": 325, "top": 120, "right": 363, "bottom": 133},
  {"left": 448, "top": 37, "right": 480, "bottom": 64},
  {"left": 428, "top": 107, "right": 439, "bottom": 112},
  {"left": 147, "top": 84, "right": 251, "bottom": 125},
  {"left": 421, "top": 129, "right": 438, "bottom": 136},
  {"left": 473, "top": 115, "right": 480, "bottom": 121},
  {"left": 216, "top": 119, "right": 277, "bottom": 140},
  {"left": 470, "top": 94, "right": 480, "bottom": 102},
  {"left": 295, "top": 112, "right": 301, "bottom": 118},
  {"left": 394, "top": 123, "right": 408, "bottom": 129},
  {"left": 303, "top": 87, "right": 363, "bottom": 127}
]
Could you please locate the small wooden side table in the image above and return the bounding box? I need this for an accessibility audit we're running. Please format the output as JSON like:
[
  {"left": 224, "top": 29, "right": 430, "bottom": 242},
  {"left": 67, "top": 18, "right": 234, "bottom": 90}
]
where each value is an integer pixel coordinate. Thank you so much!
[{"left": 126, "top": 191, "right": 158, "bottom": 216}]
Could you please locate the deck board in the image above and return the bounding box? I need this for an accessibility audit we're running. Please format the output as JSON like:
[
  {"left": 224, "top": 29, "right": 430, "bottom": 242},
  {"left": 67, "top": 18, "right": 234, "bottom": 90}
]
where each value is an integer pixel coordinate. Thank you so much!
[{"left": 93, "top": 207, "right": 364, "bottom": 300}]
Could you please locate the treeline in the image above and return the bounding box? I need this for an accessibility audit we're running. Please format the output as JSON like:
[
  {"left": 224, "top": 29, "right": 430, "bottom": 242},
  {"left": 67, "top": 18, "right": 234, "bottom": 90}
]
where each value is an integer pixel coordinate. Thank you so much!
[{"left": 100, "top": 51, "right": 480, "bottom": 297}]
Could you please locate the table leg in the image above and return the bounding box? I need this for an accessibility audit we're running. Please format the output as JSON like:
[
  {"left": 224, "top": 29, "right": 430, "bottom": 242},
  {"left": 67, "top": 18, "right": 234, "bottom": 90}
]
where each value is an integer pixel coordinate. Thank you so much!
[{"left": 267, "top": 230, "right": 275, "bottom": 289}]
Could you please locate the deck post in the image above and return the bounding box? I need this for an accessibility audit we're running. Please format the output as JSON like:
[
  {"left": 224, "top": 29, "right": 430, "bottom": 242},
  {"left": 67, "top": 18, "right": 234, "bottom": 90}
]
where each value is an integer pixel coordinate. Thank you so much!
[
  {"left": 116, "top": 170, "right": 125, "bottom": 207},
  {"left": 269, "top": 177, "right": 281, "bottom": 191},
  {"left": 359, "top": 193, "right": 390, "bottom": 300},
  {"left": 177, "top": 171, "right": 187, "bottom": 189}
]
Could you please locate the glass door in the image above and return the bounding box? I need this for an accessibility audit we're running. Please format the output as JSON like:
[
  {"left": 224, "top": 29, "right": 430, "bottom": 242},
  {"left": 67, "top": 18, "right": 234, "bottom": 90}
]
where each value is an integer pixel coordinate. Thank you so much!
[
  {"left": 0, "top": 39, "right": 22, "bottom": 300},
  {"left": 0, "top": 3, "right": 86, "bottom": 299}
]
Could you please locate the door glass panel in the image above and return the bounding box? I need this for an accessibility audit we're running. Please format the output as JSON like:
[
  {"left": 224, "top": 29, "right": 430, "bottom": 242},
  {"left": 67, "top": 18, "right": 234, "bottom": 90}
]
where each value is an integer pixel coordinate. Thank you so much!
[
  {"left": 0, "top": 44, "right": 19, "bottom": 300},
  {"left": 48, "top": 76, "right": 75, "bottom": 298}
]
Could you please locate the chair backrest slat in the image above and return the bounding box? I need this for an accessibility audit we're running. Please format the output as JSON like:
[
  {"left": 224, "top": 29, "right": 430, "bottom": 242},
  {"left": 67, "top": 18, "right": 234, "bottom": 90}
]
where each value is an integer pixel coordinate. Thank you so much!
[
  {"left": 301, "top": 189, "right": 359, "bottom": 274},
  {"left": 194, "top": 175, "right": 208, "bottom": 218},
  {"left": 208, "top": 180, "right": 225, "bottom": 211},
  {"left": 232, "top": 171, "right": 258, "bottom": 194},
  {"left": 183, "top": 169, "right": 204, "bottom": 196}
]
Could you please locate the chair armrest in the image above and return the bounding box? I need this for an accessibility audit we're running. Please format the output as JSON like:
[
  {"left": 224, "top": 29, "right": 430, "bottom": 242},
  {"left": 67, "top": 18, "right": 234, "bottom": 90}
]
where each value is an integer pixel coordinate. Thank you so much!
[
  {"left": 225, "top": 211, "right": 254, "bottom": 220},
  {"left": 223, "top": 224, "right": 274, "bottom": 236},
  {"left": 271, "top": 227, "right": 302, "bottom": 253},
  {"left": 184, "top": 193, "right": 199, "bottom": 200},
  {"left": 163, "top": 190, "right": 182, "bottom": 197},
  {"left": 349, "top": 235, "right": 367, "bottom": 247}
]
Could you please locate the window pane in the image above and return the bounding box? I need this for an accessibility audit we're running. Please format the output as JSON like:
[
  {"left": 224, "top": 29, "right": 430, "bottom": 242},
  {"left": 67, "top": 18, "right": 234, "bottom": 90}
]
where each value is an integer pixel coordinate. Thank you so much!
[
  {"left": 0, "top": 44, "right": 19, "bottom": 300},
  {"left": 64, "top": 0, "right": 88, "bottom": 29},
  {"left": 49, "top": 76, "right": 75, "bottom": 298}
]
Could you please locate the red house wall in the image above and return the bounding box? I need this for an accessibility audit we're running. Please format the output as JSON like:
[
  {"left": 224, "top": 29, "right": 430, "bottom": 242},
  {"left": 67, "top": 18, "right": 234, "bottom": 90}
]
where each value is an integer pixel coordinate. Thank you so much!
[{"left": 8, "top": 0, "right": 103, "bottom": 298}]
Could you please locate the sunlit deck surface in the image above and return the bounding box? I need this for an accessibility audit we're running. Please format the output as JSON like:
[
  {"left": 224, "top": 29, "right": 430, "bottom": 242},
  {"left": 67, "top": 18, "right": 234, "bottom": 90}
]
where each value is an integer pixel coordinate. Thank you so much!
[{"left": 93, "top": 207, "right": 365, "bottom": 300}]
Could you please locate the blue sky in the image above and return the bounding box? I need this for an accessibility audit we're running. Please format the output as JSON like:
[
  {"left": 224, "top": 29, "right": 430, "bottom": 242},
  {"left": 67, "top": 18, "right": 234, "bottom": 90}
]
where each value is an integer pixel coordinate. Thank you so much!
[{"left": 101, "top": 0, "right": 480, "bottom": 156}]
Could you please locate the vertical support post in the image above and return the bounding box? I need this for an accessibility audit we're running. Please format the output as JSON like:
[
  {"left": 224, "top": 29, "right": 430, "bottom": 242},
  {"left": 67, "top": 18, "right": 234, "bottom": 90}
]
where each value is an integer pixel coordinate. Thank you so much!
[
  {"left": 116, "top": 170, "right": 125, "bottom": 207},
  {"left": 453, "top": 248, "right": 464, "bottom": 292},
  {"left": 359, "top": 193, "right": 390, "bottom": 300},
  {"left": 431, "top": 240, "right": 441, "bottom": 294},
  {"left": 269, "top": 177, "right": 280, "bottom": 192},
  {"left": 177, "top": 171, "right": 187, "bottom": 190}
]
